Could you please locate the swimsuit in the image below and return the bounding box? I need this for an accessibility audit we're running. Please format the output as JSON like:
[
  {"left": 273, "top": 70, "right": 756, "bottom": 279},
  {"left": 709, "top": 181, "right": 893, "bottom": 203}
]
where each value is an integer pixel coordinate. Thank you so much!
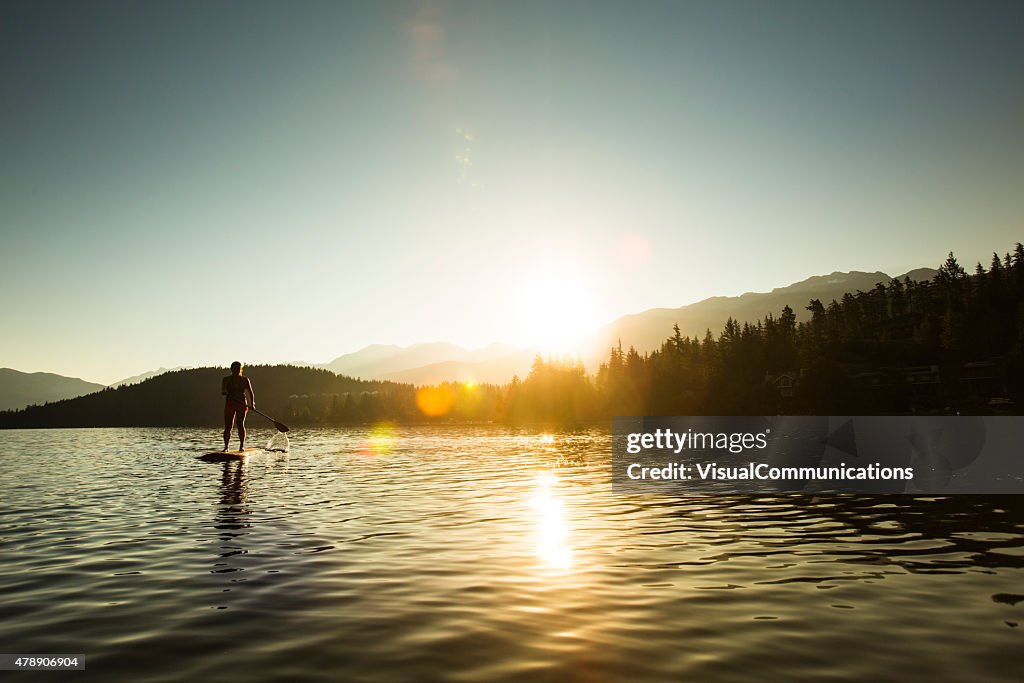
[{"left": 224, "top": 375, "right": 248, "bottom": 420}]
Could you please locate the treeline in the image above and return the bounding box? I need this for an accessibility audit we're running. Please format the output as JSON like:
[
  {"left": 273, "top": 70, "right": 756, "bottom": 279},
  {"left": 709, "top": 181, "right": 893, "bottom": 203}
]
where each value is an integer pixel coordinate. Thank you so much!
[
  {"left": 3, "top": 243, "right": 1022, "bottom": 428},
  {"left": 572, "top": 242, "right": 1024, "bottom": 417}
]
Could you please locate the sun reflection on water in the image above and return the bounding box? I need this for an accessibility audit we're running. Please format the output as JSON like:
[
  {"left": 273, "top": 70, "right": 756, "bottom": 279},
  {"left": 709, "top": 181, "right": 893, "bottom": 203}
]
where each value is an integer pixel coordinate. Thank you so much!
[{"left": 529, "top": 472, "right": 573, "bottom": 571}]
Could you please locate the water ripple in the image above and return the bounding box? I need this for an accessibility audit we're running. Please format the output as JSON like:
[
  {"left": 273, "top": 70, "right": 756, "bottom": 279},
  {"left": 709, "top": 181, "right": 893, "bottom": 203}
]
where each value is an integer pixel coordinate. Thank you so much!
[{"left": 0, "top": 427, "right": 1021, "bottom": 681}]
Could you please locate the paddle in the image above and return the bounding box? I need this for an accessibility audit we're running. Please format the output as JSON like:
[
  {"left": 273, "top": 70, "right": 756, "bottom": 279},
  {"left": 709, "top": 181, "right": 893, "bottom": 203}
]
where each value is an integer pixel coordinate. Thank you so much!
[{"left": 247, "top": 405, "right": 290, "bottom": 433}]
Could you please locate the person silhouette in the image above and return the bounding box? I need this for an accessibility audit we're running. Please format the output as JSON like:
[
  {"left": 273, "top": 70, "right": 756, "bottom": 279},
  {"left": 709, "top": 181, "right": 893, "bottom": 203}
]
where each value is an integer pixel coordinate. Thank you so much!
[{"left": 221, "top": 361, "right": 255, "bottom": 452}]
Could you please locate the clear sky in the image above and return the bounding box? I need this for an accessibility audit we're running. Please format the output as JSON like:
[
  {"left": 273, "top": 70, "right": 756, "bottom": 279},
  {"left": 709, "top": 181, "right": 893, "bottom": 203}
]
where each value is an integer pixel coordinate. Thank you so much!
[{"left": 2, "top": 0, "right": 1023, "bottom": 384}]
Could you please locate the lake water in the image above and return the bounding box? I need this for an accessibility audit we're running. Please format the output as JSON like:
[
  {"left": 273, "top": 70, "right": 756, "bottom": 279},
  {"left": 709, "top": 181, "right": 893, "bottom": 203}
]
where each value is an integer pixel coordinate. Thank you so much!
[{"left": 0, "top": 427, "right": 1022, "bottom": 682}]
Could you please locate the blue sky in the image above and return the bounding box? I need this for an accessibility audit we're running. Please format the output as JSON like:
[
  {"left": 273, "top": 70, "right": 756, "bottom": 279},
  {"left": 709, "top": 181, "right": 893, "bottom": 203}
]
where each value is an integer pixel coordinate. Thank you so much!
[{"left": 2, "top": 1, "right": 1023, "bottom": 383}]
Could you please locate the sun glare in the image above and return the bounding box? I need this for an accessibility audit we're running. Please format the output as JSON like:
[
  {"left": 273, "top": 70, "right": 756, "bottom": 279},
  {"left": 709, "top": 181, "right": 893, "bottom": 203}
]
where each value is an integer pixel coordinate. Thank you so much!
[
  {"left": 510, "top": 269, "right": 602, "bottom": 352},
  {"left": 530, "top": 472, "right": 573, "bottom": 571}
]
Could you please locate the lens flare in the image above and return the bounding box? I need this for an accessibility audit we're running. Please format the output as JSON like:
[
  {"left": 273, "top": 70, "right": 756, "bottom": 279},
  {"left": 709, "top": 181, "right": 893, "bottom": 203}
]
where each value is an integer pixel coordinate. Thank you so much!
[
  {"left": 416, "top": 385, "right": 455, "bottom": 417},
  {"left": 356, "top": 422, "right": 398, "bottom": 458}
]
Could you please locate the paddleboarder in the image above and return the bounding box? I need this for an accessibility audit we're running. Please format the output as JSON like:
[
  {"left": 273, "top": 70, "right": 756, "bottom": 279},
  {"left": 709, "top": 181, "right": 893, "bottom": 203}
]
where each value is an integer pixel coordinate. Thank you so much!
[{"left": 222, "top": 361, "right": 255, "bottom": 452}]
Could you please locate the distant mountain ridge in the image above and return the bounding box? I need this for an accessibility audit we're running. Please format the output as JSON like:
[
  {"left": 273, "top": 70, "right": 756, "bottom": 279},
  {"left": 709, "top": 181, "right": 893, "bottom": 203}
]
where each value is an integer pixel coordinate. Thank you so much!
[
  {"left": 582, "top": 268, "right": 939, "bottom": 363},
  {"left": 323, "top": 342, "right": 533, "bottom": 385},
  {"left": 0, "top": 368, "right": 105, "bottom": 411},
  {"left": 109, "top": 366, "right": 186, "bottom": 388},
  {"left": 3, "top": 267, "right": 941, "bottom": 393},
  {"left": 376, "top": 350, "right": 540, "bottom": 385},
  {"left": 311, "top": 267, "right": 939, "bottom": 385}
]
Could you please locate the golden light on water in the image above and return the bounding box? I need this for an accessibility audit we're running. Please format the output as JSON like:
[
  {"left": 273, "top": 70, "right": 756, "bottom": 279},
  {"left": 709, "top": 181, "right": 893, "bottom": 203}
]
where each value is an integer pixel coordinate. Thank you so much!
[{"left": 529, "top": 472, "right": 573, "bottom": 571}]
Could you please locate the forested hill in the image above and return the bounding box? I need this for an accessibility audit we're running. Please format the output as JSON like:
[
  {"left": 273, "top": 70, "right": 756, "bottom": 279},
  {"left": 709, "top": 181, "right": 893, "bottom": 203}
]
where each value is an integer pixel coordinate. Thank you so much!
[{"left": 0, "top": 365, "right": 411, "bottom": 428}]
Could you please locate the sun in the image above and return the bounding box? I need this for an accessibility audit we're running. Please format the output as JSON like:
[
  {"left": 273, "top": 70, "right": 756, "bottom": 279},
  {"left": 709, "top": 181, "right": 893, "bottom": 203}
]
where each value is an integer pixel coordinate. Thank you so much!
[{"left": 510, "top": 270, "right": 602, "bottom": 352}]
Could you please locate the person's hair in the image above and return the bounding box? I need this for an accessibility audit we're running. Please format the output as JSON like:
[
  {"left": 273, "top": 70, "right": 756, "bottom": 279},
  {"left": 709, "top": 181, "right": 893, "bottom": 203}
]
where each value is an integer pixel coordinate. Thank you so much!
[{"left": 230, "top": 361, "right": 242, "bottom": 375}]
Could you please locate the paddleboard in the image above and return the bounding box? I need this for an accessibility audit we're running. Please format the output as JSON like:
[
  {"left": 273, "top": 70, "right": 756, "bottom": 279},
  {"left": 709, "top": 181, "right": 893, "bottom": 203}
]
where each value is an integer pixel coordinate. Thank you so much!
[{"left": 198, "top": 449, "right": 262, "bottom": 462}]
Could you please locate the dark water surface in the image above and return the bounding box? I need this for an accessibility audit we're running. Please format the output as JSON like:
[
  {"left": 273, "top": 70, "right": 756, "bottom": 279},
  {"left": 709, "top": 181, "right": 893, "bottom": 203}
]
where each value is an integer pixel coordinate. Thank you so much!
[{"left": 0, "top": 427, "right": 1021, "bottom": 682}]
